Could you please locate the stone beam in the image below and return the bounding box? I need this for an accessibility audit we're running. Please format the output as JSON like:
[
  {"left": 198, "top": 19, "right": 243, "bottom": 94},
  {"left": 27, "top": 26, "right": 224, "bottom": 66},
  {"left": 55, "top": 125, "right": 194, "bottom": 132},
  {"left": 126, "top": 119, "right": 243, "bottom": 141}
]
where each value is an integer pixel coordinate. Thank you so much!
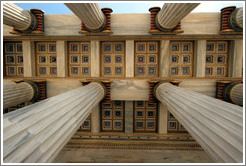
[
  {"left": 155, "top": 83, "right": 243, "bottom": 163},
  {"left": 3, "top": 82, "right": 105, "bottom": 163},
  {"left": 3, "top": 81, "right": 38, "bottom": 109},
  {"left": 156, "top": 3, "right": 200, "bottom": 30},
  {"left": 65, "top": 3, "right": 106, "bottom": 31},
  {"left": 3, "top": 3, "right": 37, "bottom": 32}
]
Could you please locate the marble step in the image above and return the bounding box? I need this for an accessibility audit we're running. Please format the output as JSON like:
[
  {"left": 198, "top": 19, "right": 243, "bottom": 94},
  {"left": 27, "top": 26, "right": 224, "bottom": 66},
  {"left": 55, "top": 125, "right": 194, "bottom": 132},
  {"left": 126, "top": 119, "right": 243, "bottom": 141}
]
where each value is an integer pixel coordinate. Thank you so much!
[{"left": 64, "top": 138, "right": 202, "bottom": 151}]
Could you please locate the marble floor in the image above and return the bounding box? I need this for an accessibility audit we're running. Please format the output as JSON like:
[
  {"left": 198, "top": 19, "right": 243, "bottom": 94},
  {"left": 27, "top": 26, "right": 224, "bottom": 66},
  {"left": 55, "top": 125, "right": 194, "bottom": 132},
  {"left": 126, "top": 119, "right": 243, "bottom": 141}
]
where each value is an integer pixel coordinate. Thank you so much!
[{"left": 54, "top": 148, "right": 214, "bottom": 163}]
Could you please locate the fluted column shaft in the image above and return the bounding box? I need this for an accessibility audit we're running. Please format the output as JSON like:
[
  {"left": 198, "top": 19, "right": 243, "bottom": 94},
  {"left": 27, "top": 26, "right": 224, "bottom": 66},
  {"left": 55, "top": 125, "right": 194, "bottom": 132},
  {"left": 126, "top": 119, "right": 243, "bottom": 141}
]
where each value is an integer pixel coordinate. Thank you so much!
[
  {"left": 230, "top": 83, "right": 243, "bottom": 106},
  {"left": 65, "top": 3, "right": 106, "bottom": 30},
  {"left": 3, "top": 3, "right": 33, "bottom": 31},
  {"left": 229, "top": 7, "right": 243, "bottom": 31},
  {"left": 3, "top": 82, "right": 34, "bottom": 109},
  {"left": 155, "top": 83, "right": 243, "bottom": 163},
  {"left": 3, "top": 82, "right": 105, "bottom": 163},
  {"left": 236, "top": 8, "right": 243, "bottom": 28},
  {"left": 156, "top": 3, "right": 200, "bottom": 29}
]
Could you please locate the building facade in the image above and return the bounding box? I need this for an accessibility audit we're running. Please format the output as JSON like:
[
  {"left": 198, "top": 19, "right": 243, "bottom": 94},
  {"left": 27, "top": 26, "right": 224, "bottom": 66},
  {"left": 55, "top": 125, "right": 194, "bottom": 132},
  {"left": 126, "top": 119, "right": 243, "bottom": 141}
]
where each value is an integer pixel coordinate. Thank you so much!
[{"left": 2, "top": 3, "right": 243, "bottom": 163}]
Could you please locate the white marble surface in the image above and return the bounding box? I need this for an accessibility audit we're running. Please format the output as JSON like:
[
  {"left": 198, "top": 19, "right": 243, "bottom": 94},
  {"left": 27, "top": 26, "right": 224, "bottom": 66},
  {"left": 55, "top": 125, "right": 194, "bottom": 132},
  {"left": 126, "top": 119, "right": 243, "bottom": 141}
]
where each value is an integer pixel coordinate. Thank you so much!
[
  {"left": 3, "top": 82, "right": 34, "bottom": 109},
  {"left": 3, "top": 82, "right": 105, "bottom": 163},
  {"left": 157, "top": 3, "right": 200, "bottom": 29},
  {"left": 3, "top": 13, "right": 221, "bottom": 36},
  {"left": 159, "top": 40, "right": 170, "bottom": 77},
  {"left": 3, "top": 3, "right": 31, "bottom": 30},
  {"left": 229, "top": 40, "right": 243, "bottom": 77},
  {"left": 110, "top": 79, "right": 149, "bottom": 101},
  {"left": 91, "top": 41, "right": 100, "bottom": 77},
  {"left": 194, "top": 40, "right": 206, "bottom": 77},
  {"left": 57, "top": 41, "right": 68, "bottom": 77},
  {"left": 3, "top": 78, "right": 219, "bottom": 100},
  {"left": 46, "top": 79, "right": 82, "bottom": 98},
  {"left": 179, "top": 79, "right": 217, "bottom": 97},
  {"left": 230, "top": 83, "right": 243, "bottom": 106},
  {"left": 235, "top": 8, "right": 243, "bottom": 28},
  {"left": 156, "top": 83, "right": 243, "bottom": 163},
  {"left": 65, "top": 3, "right": 105, "bottom": 30},
  {"left": 23, "top": 41, "right": 36, "bottom": 77},
  {"left": 126, "top": 40, "right": 134, "bottom": 77}
]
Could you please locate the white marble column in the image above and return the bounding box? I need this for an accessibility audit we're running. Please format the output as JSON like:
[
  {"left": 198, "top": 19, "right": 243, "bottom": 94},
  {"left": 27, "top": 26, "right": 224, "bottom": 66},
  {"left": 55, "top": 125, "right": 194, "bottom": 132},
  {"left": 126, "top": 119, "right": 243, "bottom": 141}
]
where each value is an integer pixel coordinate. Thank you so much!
[
  {"left": 65, "top": 3, "right": 106, "bottom": 30},
  {"left": 229, "top": 40, "right": 243, "bottom": 77},
  {"left": 126, "top": 40, "right": 134, "bottom": 77},
  {"left": 159, "top": 40, "right": 170, "bottom": 77},
  {"left": 156, "top": 3, "right": 200, "bottom": 29},
  {"left": 91, "top": 40, "right": 100, "bottom": 77},
  {"left": 155, "top": 83, "right": 243, "bottom": 163},
  {"left": 235, "top": 8, "right": 243, "bottom": 28},
  {"left": 3, "top": 82, "right": 105, "bottom": 163},
  {"left": 23, "top": 41, "right": 36, "bottom": 77},
  {"left": 230, "top": 83, "right": 243, "bottom": 106},
  {"left": 3, "top": 82, "right": 34, "bottom": 109},
  {"left": 3, "top": 3, "right": 34, "bottom": 31},
  {"left": 56, "top": 41, "right": 67, "bottom": 77},
  {"left": 229, "top": 7, "right": 243, "bottom": 31},
  {"left": 194, "top": 40, "right": 206, "bottom": 77}
]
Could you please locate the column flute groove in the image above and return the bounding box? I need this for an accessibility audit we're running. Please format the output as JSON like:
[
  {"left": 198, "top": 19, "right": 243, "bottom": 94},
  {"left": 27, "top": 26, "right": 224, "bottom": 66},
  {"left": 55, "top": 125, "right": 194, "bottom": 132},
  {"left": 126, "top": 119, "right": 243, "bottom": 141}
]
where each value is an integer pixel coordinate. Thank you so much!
[
  {"left": 3, "top": 3, "right": 37, "bottom": 32},
  {"left": 3, "top": 82, "right": 105, "bottom": 163},
  {"left": 228, "top": 7, "right": 243, "bottom": 32},
  {"left": 3, "top": 82, "right": 36, "bottom": 109},
  {"left": 65, "top": 3, "right": 106, "bottom": 30},
  {"left": 155, "top": 83, "right": 243, "bottom": 163},
  {"left": 229, "top": 83, "right": 243, "bottom": 106},
  {"left": 156, "top": 3, "right": 200, "bottom": 30}
]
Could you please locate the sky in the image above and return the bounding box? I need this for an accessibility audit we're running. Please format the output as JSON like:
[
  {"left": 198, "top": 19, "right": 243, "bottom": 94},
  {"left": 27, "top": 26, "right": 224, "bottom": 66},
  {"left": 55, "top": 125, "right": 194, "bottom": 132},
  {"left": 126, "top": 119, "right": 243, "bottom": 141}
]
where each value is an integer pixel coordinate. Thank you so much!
[{"left": 12, "top": 1, "right": 244, "bottom": 14}]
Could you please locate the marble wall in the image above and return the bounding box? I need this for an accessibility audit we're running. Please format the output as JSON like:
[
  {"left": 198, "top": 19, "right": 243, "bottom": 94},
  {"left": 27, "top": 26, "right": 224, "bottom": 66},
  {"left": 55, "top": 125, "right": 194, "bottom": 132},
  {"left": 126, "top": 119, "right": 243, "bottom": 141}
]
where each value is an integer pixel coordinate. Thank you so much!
[{"left": 3, "top": 13, "right": 221, "bottom": 37}]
